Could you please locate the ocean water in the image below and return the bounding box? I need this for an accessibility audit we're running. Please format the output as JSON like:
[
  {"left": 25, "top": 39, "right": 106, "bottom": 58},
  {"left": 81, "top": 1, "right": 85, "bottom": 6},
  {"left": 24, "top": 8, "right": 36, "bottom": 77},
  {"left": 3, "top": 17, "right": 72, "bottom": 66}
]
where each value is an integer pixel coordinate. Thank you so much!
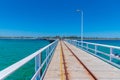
[{"left": 0, "top": 39, "right": 50, "bottom": 80}]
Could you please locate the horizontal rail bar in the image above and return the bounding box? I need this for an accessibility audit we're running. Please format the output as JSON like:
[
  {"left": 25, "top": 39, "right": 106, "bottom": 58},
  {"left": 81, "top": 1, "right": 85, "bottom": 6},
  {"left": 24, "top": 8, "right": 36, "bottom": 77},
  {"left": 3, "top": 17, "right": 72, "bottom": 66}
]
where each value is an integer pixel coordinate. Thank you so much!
[
  {"left": 67, "top": 40, "right": 120, "bottom": 56},
  {"left": 82, "top": 45, "right": 110, "bottom": 56},
  {"left": 65, "top": 39, "right": 120, "bottom": 69},
  {"left": 76, "top": 40, "right": 120, "bottom": 49},
  {"left": 0, "top": 40, "right": 58, "bottom": 80},
  {"left": 31, "top": 42, "right": 56, "bottom": 80}
]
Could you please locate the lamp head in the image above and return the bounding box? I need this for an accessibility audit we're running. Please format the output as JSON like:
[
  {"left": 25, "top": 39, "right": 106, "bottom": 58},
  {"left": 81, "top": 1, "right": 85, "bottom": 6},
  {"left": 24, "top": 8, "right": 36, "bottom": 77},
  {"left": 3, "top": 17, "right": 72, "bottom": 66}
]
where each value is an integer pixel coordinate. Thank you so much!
[{"left": 76, "top": 9, "right": 80, "bottom": 12}]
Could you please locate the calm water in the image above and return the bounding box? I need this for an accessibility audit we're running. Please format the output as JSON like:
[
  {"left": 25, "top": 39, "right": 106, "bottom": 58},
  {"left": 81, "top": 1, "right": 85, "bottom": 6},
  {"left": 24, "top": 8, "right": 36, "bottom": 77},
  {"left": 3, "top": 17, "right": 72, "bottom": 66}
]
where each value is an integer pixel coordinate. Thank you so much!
[{"left": 0, "top": 39, "right": 50, "bottom": 80}]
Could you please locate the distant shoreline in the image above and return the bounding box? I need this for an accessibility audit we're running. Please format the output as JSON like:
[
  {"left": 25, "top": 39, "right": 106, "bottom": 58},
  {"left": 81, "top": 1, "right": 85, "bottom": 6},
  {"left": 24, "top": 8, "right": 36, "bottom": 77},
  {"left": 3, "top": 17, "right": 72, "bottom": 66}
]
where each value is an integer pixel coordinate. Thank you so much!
[{"left": 0, "top": 36, "right": 120, "bottom": 40}]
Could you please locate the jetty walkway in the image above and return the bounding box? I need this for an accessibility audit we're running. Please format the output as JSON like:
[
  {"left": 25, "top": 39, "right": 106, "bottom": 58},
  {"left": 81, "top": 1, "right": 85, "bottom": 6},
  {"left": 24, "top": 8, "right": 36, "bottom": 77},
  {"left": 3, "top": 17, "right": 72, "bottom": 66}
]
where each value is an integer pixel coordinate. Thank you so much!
[
  {"left": 0, "top": 39, "right": 120, "bottom": 80},
  {"left": 44, "top": 40, "right": 120, "bottom": 80}
]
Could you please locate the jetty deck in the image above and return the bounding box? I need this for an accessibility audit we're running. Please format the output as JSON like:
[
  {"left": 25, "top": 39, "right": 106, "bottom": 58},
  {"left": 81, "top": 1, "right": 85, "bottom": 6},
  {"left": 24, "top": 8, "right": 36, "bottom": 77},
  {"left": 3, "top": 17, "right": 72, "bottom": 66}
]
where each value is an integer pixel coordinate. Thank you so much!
[{"left": 43, "top": 41, "right": 120, "bottom": 80}]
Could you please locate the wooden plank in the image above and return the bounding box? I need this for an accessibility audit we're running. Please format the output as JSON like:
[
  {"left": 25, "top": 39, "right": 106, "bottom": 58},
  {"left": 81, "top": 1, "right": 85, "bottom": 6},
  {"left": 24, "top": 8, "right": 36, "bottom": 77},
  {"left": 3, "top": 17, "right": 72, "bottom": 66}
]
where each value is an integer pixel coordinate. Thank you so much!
[
  {"left": 43, "top": 42, "right": 61, "bottom": 80},
  {"left": 44, "top": 41, "right": 120, "bottom": 80},
  {"left": 65, "top": 41, "right": 120, "bottom": 80}
]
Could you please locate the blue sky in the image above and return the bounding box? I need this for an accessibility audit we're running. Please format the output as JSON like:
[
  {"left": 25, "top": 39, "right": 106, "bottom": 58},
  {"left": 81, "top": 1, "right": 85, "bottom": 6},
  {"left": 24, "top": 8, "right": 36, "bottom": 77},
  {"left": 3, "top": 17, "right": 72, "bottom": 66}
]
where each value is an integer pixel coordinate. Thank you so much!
[{"left": 0, "top": 0, "right": 120, "bottom": 37}]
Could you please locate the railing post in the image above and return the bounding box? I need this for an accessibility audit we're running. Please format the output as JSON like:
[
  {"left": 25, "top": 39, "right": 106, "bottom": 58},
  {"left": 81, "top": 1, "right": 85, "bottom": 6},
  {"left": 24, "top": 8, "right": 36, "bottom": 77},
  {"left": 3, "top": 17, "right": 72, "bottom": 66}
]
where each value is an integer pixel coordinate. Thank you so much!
[
  {"left": 86, "top": 43, "right": 88, "bottom": 50},
  {"left": 95, "top": 45, "right": 97, "bottom": 55},
  {"left": 77, "top": 41, "right": 79, "bottom": 47},
  {"left": 74, "top": 40, "right": 77, "bottom": 47},
  {"left": 72, "top": 40, "right": 73, "bottom": 45},
  {"left": 81, "top": 41, "right": 83, "bottom": 48},
  {"left": 73, "top": 41, "right": 74, "bottom": 45},
  {"left": 35, "top": 53, "right": 41, "bottom": 80},
  {"left": 110, "top": 47, "right": 113, "bottom": 62},
  {"left": 46, "top": 47, "right": 49, "bottom": 66}
]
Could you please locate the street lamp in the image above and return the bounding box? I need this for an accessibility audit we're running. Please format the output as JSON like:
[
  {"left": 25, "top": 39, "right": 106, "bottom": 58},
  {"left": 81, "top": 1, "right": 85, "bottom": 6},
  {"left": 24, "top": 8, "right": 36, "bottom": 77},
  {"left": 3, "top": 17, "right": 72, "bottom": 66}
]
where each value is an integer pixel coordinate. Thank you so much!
[{"left": 76, "top": 9, "right": 83, "bottom": 46}]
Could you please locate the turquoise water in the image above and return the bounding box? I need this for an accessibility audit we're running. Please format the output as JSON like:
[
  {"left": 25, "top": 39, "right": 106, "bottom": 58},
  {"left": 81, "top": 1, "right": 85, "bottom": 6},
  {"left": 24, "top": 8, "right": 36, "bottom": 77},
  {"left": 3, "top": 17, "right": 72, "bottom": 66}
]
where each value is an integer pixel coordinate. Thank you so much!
[{"left": 0, "top": 39, "right": 50, "bottom": 80}]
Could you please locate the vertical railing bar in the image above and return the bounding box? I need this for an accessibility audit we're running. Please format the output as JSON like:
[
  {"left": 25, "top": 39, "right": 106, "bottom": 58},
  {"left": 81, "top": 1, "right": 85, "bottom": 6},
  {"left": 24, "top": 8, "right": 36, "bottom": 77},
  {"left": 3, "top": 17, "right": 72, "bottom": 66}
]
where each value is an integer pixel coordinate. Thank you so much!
[
  {"left": 110, "top": 47, "right": 113, "bottom": 62},
  {"left": 77, "top": 41, "right": 79, "bottom": 47},
  {"left": 95, "top": 45, "right": 97, "bottom": 55},
  {"left": 86, "top": 43, "right": 88, "bottom": 51},
  {"left": 35, "top": 53, "right": 41, "bottom": 80},
  {"left": 65, "top": 39, "right": 120, "bottom": 68},
  {"left": 32, "top": 40, "right": 58, "bottom": 80},
  {"left": 80, "top": 40, "right": 82, "bottom": 48},
  {"left": 46, "top": 47, "right": 49, "bottom": 66},
  {"left": 42, "top": 41, "right": 58, "bottom": 79},
  {"left": 0, "top": 40, "right": 58, "bottom": 80},
  {"left": 40, "top": 43, "right": 56, "bottom": 80}
]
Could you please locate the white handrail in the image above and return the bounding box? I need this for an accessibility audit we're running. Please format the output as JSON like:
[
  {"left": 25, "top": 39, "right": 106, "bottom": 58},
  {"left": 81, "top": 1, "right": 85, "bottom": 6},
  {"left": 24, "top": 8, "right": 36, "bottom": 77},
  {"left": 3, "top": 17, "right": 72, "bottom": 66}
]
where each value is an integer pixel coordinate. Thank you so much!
[
  {"left": 65, "top": 39, "right": 120, "bottom": 68},
  {"left": 0, "top": 40, "right": 58, "bottom": 80},
  {"left": 31, "top": 44, "right": 55, "bottom": 80},
  {"left": 75, "top": 40, "right": 120, "bottom": 49}
]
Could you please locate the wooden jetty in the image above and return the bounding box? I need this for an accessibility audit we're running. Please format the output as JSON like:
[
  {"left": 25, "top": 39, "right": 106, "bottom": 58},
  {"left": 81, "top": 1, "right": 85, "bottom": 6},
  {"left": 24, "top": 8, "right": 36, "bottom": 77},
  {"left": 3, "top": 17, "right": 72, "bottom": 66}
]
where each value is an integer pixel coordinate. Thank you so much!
[{"left": 43, "top": 41, "right": 120, "bottom": 80}]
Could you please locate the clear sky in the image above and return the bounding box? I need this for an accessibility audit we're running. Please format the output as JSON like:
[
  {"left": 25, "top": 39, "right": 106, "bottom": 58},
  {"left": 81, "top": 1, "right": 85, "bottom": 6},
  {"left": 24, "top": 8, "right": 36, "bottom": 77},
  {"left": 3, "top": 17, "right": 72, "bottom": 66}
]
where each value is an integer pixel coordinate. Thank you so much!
[{"left": 0, "top": 0, "right": 120, "bottom": 37}]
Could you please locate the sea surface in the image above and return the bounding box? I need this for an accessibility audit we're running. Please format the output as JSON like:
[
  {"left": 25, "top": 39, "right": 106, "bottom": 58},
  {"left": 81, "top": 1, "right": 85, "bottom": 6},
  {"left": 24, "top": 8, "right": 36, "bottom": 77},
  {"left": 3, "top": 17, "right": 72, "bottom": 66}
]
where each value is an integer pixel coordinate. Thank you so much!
[{"left": 0, "top": 39, "right": 50, "bottom": 80}]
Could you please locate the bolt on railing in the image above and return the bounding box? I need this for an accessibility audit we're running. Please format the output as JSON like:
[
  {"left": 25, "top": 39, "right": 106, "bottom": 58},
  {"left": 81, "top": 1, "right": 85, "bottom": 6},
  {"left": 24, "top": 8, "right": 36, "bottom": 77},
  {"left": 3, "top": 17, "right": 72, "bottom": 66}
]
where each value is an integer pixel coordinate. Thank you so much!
[
  {"left": 0, "top": 39, "right": 58, "bottom": 80},
  {"left": 65, "top": 39, "right": 120, "bottom": 69}
]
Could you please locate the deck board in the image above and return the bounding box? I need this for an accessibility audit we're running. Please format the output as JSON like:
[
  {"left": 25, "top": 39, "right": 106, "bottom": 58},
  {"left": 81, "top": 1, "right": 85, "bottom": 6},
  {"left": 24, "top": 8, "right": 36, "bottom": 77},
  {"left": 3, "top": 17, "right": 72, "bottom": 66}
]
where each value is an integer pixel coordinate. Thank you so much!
[{"left": 43, "top": 41, "right": 120, "bottom": 80}]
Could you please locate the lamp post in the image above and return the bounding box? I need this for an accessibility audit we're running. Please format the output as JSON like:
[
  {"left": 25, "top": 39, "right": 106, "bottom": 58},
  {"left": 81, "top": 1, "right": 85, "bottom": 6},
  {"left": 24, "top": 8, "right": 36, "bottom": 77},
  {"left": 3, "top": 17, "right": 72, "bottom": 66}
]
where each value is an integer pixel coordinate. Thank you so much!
[{"left": 76, "top": 9, "right": 83, "bottom": 47}]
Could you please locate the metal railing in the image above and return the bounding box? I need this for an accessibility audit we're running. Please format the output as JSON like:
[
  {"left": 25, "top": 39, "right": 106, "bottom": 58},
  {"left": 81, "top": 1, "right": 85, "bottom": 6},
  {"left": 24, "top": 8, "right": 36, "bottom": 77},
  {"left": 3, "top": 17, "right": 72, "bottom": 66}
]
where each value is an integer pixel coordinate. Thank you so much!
[
  {"left": 0, "top": 39, "right": 58, "bottom": 80},
  {"left": 65, "top": 39, "right": 120, "bottom": 68}
]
